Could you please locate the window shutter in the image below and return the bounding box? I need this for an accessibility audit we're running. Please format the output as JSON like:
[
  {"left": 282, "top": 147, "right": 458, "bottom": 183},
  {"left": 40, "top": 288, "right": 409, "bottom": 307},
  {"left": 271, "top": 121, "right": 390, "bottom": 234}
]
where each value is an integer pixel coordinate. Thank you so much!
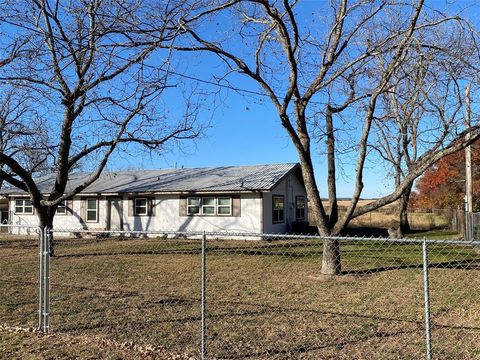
[
  {"left": 232, "top": 195, "right": 241, "bottom": 217},
  {"left": 179, "top": 196, "right": 187, "bottom": 216},
  {"left": 128, "top": 197, "right": 134, "bottom": 217},
  {"left": 95, "top": 198, "right": 101, "bottom": 223},
  {"left": 79, "top": 199, "right": 85, "bottom": 223},
  {"left": 148, "top": 197, "right": 156, "bottom": 216},
  {"left": 67, "top": 199, "right": 73, "bottom": 215}
]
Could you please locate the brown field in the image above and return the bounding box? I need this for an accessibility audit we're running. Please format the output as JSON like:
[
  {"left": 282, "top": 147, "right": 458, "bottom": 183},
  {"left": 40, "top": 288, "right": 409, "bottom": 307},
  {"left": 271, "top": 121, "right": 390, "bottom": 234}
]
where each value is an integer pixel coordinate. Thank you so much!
[
  {"left": 1, "top": 234, "right": 479, "bottom": 359},
  {"left": 336, "top": 199, "right": 396, "bottom": 208},
  {"left": 325, "top": 200, "right": 457, "bottom": 231}
]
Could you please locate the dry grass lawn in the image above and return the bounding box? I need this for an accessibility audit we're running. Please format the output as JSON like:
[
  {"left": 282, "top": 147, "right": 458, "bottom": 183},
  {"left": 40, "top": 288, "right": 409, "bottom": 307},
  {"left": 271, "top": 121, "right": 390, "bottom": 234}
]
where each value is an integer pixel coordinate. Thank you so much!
[{"left": 1, "top": 234, "right": 479, "bottom": 359}]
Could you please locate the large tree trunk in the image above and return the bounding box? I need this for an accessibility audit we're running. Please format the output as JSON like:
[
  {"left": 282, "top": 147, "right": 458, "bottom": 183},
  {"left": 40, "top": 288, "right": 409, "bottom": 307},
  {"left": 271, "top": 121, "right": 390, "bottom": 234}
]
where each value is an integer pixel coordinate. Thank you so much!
[
  {"left": 294, "top": 142, "right": 341, "bottom": 275},
  {"left": 397, "top": 183, "right": 413, "bottom": 237},
  {"left": 323, "top": 107, "right": 341, "bottom": 275},
  {"left": 326, "top": 107, "right": 338, "bottom": 228},
  {"left": 321, "top": 238, "right": 341, "bottom": 275},
  {"left": 296, "top": 153, "right": 341, "bottom": 275}
]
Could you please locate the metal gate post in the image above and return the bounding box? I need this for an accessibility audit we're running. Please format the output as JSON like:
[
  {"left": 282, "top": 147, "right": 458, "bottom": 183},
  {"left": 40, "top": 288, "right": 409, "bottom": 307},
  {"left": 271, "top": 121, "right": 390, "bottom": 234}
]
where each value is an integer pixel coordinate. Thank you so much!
[
  {"left": 201, "top": 231, "right": 206, "bottom": 360},
  {"left": 38, "top": 227, "right": 51, "bottom": 333},
  {"left": 422, "top": 239, "right": 433, "bottom": 360},
  {"left": 43, "top": 228, "right": 51, "bottom": 332},
  {"left": 38, "top": 228, "right": 44, "bottom": 330}
]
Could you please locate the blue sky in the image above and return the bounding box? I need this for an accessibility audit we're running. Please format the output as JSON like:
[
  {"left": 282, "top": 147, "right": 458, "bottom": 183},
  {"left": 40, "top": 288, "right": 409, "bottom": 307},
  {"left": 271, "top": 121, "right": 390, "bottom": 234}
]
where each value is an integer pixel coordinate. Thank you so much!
[
  {"left": 107, "top": 0, "right": 480, "bottom": 199},
  {"left": 2, "top": 0, "right": 479, "bottom": 199},
  {"left": 115, "top": 101, "right": 392, "bottom": 198},
  {"left": 112, "top": 75, "right": 392, "bottom": 200}
]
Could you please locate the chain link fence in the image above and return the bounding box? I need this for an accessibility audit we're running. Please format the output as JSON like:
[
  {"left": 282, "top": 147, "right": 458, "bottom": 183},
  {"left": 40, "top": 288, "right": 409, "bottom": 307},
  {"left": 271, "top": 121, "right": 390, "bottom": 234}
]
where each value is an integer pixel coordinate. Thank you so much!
[
  {"left": 47, "top": 229, "right": 203, "bottom": 358},
  {"left": 203, "top": 234, "right": 435, "bottom": 359},
  {"left": 426, "top": 240, "right": 480, "bottom": 359},
  {"left": 2, "top": 226, "right": 480, "bottom": 359},
  {"left": 0, "top": 225, "right": 41, "bottom": 330},
  {"left": 465, "top": 211, "right": 480, "bottom": 241}
]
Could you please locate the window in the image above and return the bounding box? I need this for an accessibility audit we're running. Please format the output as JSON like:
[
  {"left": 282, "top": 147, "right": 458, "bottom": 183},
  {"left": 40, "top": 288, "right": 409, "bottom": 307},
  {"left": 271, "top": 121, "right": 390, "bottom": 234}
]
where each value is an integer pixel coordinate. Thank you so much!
[
  {"left": 217, "top": 197, "right": 232, "bottom": 215},
  {"left": 186, "top": 196, "right": 233, "bottom": 216},
  {"left": 202, "top": 197, "right": 215, "bottom": 215},
  {"left": 15, "top": 199, "right": 33, "bottom": 214},
  {"left": 135, "top": 198, "right": 148, "bottom": 216},
  {"left": 56, "top": 201, "right": 67, "bottom": 215},
  {"left": 187, "top": 197, "right": 201, "bottom": 215},
  {"left": 272, "top": 196, "right": 284, "bottom": 223},
  {"left": 86, "top": 198, "right": 98, "bottom": 222},
  {"left": 296, "top": 196, "right": 306, "bottom": 220}
]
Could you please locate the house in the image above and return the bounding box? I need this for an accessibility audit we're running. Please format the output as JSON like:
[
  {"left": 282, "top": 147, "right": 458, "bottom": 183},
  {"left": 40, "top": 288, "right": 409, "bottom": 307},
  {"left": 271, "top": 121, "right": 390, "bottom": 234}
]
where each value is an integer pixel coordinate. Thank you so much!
[{"left": 1, "top": 163, "right": 308, "bottom": 234}]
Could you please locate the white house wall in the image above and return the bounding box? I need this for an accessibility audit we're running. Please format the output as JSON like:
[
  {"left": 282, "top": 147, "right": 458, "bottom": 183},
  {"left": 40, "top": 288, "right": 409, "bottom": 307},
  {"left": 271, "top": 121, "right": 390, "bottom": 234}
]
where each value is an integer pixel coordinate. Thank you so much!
[
  {"left": 262, "top": 172, "right": 307, "bottom": 234},
  {"left": 121, "top": 193, "right": 263, "bottom": 233},
  {"left": 8, "top": 196, "right": 109, "bottom": 231},
  {"left": 8, "top": 193, "right": 263, "bottom": 234}
]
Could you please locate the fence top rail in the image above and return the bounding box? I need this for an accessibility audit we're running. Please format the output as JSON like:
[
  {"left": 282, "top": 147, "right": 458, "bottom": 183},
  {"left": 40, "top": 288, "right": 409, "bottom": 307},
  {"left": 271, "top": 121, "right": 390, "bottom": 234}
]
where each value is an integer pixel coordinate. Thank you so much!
[
  {"left": 47, "top": 227, "right": 480, "bottom": 246},
  {"left": 0, "top": 224, "right": 42, "bottom": 231},
  {"left": 50, "top": 228, "right": 204, "bottom": 236}
]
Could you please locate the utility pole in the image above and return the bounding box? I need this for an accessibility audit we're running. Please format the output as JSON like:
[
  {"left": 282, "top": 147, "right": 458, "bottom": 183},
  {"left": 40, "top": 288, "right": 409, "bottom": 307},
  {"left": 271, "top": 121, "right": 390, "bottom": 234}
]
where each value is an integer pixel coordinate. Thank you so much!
[
  {"left": 465, "top": 85, "right": 473, "bottom": 213},
  {"left": 465, "top": 85, "right": 473, "bottom": 241}
]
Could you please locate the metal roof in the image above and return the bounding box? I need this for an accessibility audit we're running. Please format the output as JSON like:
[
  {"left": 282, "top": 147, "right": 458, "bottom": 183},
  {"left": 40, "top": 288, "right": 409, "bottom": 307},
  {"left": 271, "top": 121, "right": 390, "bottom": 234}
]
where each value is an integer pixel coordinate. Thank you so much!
[{"left": 2, "top": 163, "right": 301, "bottom": 195}]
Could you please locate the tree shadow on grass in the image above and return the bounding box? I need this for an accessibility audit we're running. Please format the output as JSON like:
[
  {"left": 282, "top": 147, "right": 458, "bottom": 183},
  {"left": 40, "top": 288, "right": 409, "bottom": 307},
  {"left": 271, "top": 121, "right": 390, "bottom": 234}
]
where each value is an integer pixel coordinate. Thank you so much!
[
  {"left": 54, "top": 248, "right": 480, "bottom": 278},
  {"left": 342, "top": 258, "right": 480, "bottom": 276}
]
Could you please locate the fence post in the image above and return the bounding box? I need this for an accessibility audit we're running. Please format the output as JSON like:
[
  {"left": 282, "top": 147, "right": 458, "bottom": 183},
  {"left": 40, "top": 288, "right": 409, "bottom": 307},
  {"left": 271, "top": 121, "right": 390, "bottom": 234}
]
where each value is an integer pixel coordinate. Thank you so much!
[
  {"left": 201, "top": 231, "right": 206, "bottom": 359},
  {"left": 38, "top": 227, "right": 44, "bottom": 331},
  {"left": 38, "top": 227, "right": 51, "bottom": 333},
  {"left": 43, "top": 228, "right": 51, "bottom": 333},
  {"left": 422, "top": 238, "right": 432, "bottom": 360}
]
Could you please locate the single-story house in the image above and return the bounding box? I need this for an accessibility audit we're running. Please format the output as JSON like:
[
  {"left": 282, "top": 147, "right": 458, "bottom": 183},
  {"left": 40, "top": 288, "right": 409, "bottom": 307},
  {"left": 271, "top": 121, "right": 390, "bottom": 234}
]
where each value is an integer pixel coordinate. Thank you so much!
[{"left": 1, "top": 163, "right": 308, "bottom": 234}]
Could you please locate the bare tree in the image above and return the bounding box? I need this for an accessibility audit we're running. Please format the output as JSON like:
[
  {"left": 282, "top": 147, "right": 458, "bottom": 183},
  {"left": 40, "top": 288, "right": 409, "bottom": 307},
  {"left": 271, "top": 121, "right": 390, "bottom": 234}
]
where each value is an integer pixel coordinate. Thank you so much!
[
  {"left": 173, "top": 0, "right": 480, "bottom": 274},
  {"left": 371, "top": 29, "right": 473, "bottom": 236},
  {"left": 0, "top": 0, "right": 204, "bottom": 254},
  {"left": 0, "top": 89, "right": 49, "bottom": 191},
  {"left": 370, "top": 49, "right": 468, "bottom": 236},
  {"left": 0, "top": 41, "right": 50, "bottom": 189},
  {"left": 373, "top": 80, "right": 421, "bottom": 236}
]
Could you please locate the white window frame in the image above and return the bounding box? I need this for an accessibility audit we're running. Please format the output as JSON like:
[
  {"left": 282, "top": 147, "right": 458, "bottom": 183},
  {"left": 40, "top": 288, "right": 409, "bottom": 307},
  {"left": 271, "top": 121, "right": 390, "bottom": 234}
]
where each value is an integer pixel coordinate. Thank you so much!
[
  {"left": 86, "top": 198, "right": 98, "bottom": 222},
  {"left": 272, "top": 195, "right": 285, "bottom": 224},
  {"left": 295, "top": 196, "right": 306, "bottom": 221},
  {"left": 134, "top": 197, "right": 148, "bottom": 216},
  {"left": 186, "top": 196, "right": 234, "bottom": 216},
  {"left": 202, "top": 197, "right": 216, "bottom": 215},
  {"left": 56, "top": 201, "right": 67, "bottom": 215},
  {"left": 217, "top": 197, "right": 232, "bottom": 216},
  {"left": 14, "top": 199, "right": 33, "bottom": 214},
  {"left": 187, "top": 197, "right": 201, "bottom": 215}
]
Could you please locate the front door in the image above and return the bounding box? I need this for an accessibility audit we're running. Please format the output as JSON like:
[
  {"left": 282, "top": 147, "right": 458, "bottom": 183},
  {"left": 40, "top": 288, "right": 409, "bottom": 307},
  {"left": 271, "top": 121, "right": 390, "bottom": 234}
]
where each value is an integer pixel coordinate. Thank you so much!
[{"left": 108, "top": 198, "right": 123, "bottom": 231}]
